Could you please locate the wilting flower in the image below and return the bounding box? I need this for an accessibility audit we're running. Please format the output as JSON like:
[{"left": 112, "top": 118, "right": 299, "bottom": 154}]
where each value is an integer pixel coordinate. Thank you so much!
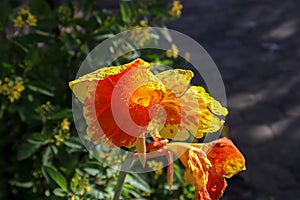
[
  {"left": 166, "top": 137, "right": 246, "bottom": 200},
  {"left": 69, "top": 59, "right": 227, "bottom": 150}
]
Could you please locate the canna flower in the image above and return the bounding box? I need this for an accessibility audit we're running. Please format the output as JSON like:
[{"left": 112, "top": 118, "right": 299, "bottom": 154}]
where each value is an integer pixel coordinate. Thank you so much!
[
  {"left": 69, "top": 59, "right": 227, "bottom": 151},
  {"left": 166, "top": 137, "right": 246, "bottom": 200}
]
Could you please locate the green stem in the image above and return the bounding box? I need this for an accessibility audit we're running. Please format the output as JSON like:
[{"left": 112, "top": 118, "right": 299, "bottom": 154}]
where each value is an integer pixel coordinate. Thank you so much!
[
  {"left": 0, "top": 104, "right": 5, "bottom": 118},
  {"left": 113, "top": 154, "right": 134, "bottom": 200}
]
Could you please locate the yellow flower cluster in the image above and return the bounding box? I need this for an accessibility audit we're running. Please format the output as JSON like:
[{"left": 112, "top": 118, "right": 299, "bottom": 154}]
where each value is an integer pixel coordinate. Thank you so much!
[
  {"left": 129, "top": 26, "right": 151, "bottom": 46},
  {"left": 169, "top": 0, "right": 183, "bottom": 19},
  {"left": 70, "top": 174, "right": 90, "bottom": 199},
  {"left": 99, "top": 152, "right": 128, "bottom": 167},
  {"left": 0, "top": 78, "right": 25, "bottom": 103},
  {"left": 32, "top": 170, "right": 43, "bottom": 179},
  {"left": 54, "top": 118, "right": 71, "bottom": 146},
  {"left": 166, "top": 43, "right": 179, "bottom": 59},
  {"left": 147, "top": 160, "right": 164, "bottom": 179},
  {"left": 61, "top": 118, "right": 71, "bottom": 131},
  {"left": 41, "top": 101, "right": 54, "bottom": 113},
  {"left": 13, "top": 8, "right": 37, "bottom": 28}
]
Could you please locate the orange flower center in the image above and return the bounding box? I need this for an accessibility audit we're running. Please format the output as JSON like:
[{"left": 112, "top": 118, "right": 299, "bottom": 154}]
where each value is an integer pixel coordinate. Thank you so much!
[
  {"left": 130, "top": 84, "right": 164, "bottom": 107},
  {"left": 129, "top": 84, "right": 165, "bottom": 127}
]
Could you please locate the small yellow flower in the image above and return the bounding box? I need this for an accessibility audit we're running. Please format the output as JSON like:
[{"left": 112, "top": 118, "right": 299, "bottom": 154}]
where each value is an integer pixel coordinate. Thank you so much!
[
  {"left": 14, "top": 80, "right": 25, "bottom": 92},
  {"left": 129, "top": 26, "right": 150, "bottom": 46},
  {"left": 71, "top": 195, "right": 75, "bottom": 200},
  {"left": 139, "top": 20, "right": 147, "bottom": 27},
  {"left": 13, "top": 15, "right": 25, "bottom": 28},
  {"left": 142, "top": 191, "right": 151, "bottom": 197},
  {"left": 54, "top": 119, "right": 71, "bottom": 146},
  {"left": 169, "top": 0, "right": 183, "bottom": 19},
  {"left": 166, "top": 43, "right": 179, "bottom": 59},
  {"left": 19, "top": 8, "right": 30, "bottom": 15},
  {"left": 26, "top": 14, "right": 37, "bottom": 26},
  {"left": 61, "top": 118, "right": 70, "bottom": 131},
  {"left": 85, "top": 186, "right": 91, "bottom": 192},
  {"left": 41, "top": 101, "right": 54, "bottom": 113},
  {"left": 0, "top": 78, "right": 25, "bottom": 103},
  {"left": 184, "top": 52, "right": 191, "bottom": 62},
  {"left": 147, "top": 160, "right": 164, "bottom": 179},
  {"left": 13, "top": 8, "right": 37, "bottom": 28}
]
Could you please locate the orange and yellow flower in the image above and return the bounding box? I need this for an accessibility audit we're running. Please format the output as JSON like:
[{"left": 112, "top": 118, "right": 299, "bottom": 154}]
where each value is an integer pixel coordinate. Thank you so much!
[
  {"left": 69, "top": 58, "right": 228, "bottom": 149},
  {"left": 166, "top": 137, "right": 246, "bottom": 200}
]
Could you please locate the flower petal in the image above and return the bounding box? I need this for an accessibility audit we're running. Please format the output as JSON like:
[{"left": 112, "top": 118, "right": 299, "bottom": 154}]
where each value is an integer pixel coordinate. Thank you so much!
[
  {"left": 156, "top": 69, "right": 193, "bottom": 97},
  {"left": 178, "top": 86, "right": 227, "bottom": 139},
  {"left": 205, "top": 169, "right": 227, "bottom": 200},
  {"left": 70, "top": 59, "right": 156, "bottom": 148},
  {"left": 136, "top": 133, "right": 146, "bottom": 167},
  {"left": 166, "top": 138, "right": 245, "bottom": 200},
  {"left": 207, "top": 137, "right": 246, "bottom": 178},
  {"left": 167, "top": 151, "right": 174, "bottom": 190},
  {"left": 69, "top": 58, "right": 148, "bottom": 102},
  {"left": 156, "top": 90, "right": 190, "bottom": 140}
]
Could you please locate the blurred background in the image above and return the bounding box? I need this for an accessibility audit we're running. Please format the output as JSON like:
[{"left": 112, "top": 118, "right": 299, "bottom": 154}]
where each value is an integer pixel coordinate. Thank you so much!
[
  {"left": 0, "top": 0, "right": 299, "bottom": 199},
  {"left": 168, "top": 0, "right": 300, "bottom": 199}
]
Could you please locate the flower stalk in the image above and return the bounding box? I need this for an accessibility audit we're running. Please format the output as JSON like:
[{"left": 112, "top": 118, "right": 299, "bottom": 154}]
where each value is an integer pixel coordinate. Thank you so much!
[{"left": 113, "top": 154, "right": 135, "bottom": 200}]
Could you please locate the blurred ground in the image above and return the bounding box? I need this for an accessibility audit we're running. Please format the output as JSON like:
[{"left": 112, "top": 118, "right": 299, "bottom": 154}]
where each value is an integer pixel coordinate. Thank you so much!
[{"left": 168, "top": 0, "right": 300, "bottom": 199}]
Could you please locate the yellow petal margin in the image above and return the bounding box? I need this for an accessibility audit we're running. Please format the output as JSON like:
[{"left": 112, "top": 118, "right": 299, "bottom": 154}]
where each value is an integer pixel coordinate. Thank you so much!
[{"left": 69, "top": 58, "right": 150, "bottom": 102}]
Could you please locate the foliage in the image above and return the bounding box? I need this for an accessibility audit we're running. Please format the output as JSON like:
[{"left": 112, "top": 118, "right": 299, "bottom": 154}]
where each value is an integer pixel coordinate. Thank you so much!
[{"left": 0, "top": 0, "right": 191, "bottom": 199}]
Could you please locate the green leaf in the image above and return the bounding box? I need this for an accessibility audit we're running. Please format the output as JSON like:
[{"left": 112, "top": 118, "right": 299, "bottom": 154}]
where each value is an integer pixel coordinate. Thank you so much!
[
  {"left": 27, "top": 84, "right": 54, "bottom": 97},
  {"left": 27, "top": 132, "right": 51, "bottom": 145},
  {"left": 120, "top": 2, "right": 132, "bottom": 23},
  {"left": 83, "top": 168, "right": 99, "bottom": 176},
  {"left": 43, "top": 166, "right": 68, "bottom": 192},
  {"left": 63, "top": 138, "right": 83, "bottom": 150},
  {"left": 42, "top": 146, "right": 53, "bottom": 166},
  {"left": 53, "top": 188, "right": 67, "bottom": 197},
  {"left": 9, "top": 180, "right": 34, "bottom": 188},
  {"left": 16, "top": 142, "right": 42, "bottom": 161},
  {"left": 48, "top": 109, "right": 72, "bottom": 120},
  {"left": 122, "top": 184, "right": 142, "bottom": 198},
  {"left": 125, "top": 173, "right": 150, "bottom": 192}
]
